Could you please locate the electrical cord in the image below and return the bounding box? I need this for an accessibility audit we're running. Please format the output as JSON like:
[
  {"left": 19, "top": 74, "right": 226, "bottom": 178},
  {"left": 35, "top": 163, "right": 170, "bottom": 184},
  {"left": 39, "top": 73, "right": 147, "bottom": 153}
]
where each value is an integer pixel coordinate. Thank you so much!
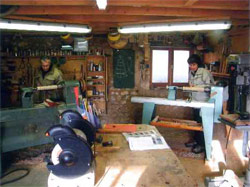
[{"left": 0, "top": 168, "right": 30, "bottom": 185}]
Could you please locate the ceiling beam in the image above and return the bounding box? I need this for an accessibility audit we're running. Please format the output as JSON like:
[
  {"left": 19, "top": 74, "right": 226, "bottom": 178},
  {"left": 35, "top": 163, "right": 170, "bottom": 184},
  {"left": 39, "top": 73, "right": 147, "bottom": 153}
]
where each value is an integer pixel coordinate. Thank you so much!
[
  {"left": 1, "top": 0, "right": 248, "bottom": 10},
  {"left": 231, "top": 19, "right": 250, "bottom": 26},
  {"left": 37, "top": 15, "right": 173, "bottom": 23},
  {"left": 185, "top": 0, "right": 199, "bottom": 6},
  {"left": 11, "top": 6, "right": 249, "bottom": 19},
  {"left": 1, "top": 0, "right": 95, "bottom": 6},
  {"left": 5, "top": 15, "right": 127, "bottom": 27},
  {"left": 5, "top": 15, "right": 82, "bottom": 24}
]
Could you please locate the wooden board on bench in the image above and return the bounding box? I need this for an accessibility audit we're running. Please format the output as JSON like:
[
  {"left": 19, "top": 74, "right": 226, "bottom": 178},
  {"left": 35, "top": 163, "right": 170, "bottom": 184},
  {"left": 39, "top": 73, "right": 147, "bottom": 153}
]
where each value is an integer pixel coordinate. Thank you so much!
[
  {"left": 220, "top": 114, "right": 250, "bottom": 126},
  {"left": 150, "top": 116, "right": 202, "bottom": 131}
]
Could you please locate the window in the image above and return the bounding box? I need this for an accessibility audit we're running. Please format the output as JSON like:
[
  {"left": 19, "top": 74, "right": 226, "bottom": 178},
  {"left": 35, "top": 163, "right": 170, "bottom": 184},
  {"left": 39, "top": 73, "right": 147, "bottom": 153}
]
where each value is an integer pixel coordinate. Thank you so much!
[
  {"left": 152, "top": 50, "right": 169, "bottom": 83},
  {"left": 173, "top": 50, "right": 190, "bottom": 83},
  {"left": 151, "top": 47, "right": 191, "bottom": 87}
]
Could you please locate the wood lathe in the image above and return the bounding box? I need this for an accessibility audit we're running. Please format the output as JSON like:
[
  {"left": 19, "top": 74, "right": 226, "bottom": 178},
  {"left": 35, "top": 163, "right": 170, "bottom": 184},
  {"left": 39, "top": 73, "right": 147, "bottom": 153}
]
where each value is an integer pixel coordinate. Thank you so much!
[
  {"left": 131, "top": 86, "right": 224, "bottom": 160},
  {"left": 0, "top": 81, "right": 81, "bottom": 163}
]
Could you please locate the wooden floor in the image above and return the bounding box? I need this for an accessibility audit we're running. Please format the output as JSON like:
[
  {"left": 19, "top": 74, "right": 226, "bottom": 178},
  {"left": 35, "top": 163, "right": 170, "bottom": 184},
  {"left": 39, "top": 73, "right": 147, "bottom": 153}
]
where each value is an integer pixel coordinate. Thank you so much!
[{"left": 157, "top": 123, "right": 248, "bottom": 186}]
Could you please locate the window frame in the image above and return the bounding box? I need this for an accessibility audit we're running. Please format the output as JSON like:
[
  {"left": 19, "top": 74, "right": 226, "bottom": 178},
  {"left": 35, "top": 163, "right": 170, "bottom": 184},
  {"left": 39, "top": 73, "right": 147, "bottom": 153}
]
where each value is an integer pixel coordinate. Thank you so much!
[{"left": 150, "top": 46, "right": 193, "bottom": 88}]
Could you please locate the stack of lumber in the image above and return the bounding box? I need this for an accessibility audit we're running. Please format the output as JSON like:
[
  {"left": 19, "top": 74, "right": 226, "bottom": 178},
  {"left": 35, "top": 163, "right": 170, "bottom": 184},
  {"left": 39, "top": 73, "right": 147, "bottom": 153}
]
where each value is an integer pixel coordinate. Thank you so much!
[{"left": 150, "top": 116, "right": 202, "bottom": 131}]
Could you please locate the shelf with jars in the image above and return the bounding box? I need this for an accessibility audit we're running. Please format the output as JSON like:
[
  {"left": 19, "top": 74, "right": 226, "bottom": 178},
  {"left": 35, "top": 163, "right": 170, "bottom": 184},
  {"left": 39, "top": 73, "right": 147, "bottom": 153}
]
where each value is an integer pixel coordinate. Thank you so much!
[
  {"left": 0, "top": 54, "right": 86, "bottom": 61},
  {"left": 86, "top": 55, "right": 107, "bottom": 114}
]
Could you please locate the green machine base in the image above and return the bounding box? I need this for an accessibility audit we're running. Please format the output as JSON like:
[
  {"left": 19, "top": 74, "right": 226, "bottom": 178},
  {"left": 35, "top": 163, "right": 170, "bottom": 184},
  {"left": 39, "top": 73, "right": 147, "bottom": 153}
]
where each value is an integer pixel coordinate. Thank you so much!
[
  {"left": 0, "top": 80, "right": 81, "bottom": 174},
  {"left": 0, "top": 103, "right": 77, "bottom": 153}
]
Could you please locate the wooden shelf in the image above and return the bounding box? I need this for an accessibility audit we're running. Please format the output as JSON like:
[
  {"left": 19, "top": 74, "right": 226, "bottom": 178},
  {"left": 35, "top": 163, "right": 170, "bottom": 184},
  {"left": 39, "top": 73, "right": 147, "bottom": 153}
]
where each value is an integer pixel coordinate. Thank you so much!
[
  {"left": 66, "top": 55, "right": 85, "bottom": 60},
  {"left": 87, "top": 84, "right": 105, "bottom": 87},
  {"left": 87, "top": 71, "right": 105, "bottom": 76},
  {"left": 87, "top": 71, "right": 105, "bottom": 73},
  {"left": 86, "top": 55, "right": 105, "bottom": 59},
  {"left": 87, "top": 95, "right": 105, "bottom": 98},
  {"left": 86, "top": 78, "right": 104, "bottom": 81},
  {"left": 1, "top": 55, "right": 85, "bottom": 60},
  {"left": 86, "top": 55, "right": 108, "bottom": 114}
]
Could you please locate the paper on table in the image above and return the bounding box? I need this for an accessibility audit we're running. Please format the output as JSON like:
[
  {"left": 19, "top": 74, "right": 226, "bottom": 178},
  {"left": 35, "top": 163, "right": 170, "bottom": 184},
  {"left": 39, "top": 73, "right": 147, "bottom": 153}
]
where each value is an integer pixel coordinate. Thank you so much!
[
  {"left": 123, "top": 130, "right": 158, "bottom": 141},
  {"left": 128, "top": 136, "right": 170, "bottom": 151}
]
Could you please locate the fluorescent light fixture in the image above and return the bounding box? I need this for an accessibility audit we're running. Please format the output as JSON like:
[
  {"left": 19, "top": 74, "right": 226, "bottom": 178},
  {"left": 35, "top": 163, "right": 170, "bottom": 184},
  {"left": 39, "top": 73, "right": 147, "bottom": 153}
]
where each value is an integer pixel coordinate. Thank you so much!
[
  {"left": 0, "top": 19, "right": 92, "bottom": 33},
  {"left": 118, "top": 20, "right": 231, "bottom": 34},
  {"left": 96, "top": 0, "right": 107, "bottom": 10}
]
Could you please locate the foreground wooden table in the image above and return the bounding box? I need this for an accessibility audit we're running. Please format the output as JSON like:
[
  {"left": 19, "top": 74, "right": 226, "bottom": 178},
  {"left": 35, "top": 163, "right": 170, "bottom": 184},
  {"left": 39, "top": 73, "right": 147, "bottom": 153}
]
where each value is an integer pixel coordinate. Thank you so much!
[{"left": 95, "top": 125, "right": 197, "bottom": 187}]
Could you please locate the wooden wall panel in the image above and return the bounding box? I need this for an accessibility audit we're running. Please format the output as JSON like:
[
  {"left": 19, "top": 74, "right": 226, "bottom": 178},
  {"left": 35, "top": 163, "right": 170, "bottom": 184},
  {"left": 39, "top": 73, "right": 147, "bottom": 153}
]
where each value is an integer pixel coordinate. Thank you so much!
[{"left": 230, "top": 28, "right": 250, "bottom": 53}]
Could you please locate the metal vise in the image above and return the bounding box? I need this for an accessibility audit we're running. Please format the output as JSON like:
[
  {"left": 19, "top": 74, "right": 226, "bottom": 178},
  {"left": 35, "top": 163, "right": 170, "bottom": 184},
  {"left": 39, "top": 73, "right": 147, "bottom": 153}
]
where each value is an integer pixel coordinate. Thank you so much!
[{"left": 21, "top": 80, "right": 80, "bottom": 108}]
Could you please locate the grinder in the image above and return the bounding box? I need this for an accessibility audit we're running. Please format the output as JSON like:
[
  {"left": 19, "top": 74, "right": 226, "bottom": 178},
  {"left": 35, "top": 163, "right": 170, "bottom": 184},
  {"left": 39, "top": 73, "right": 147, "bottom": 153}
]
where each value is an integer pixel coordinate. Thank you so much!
[
  {"left": 59, "top": 109, "right": 96, "bottom": 146},
  {"left": 45, "top": 110, "right": 96, "bottom": 187}
]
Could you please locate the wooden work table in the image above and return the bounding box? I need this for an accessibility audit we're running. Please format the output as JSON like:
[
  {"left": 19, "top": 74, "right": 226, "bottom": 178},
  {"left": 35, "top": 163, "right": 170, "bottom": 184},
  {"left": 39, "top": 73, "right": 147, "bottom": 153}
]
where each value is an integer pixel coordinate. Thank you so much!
[
  {"left": 220, "top": 114, "right": 250, "bottom": 127},
  {"left": 94, "top": 125, "right": 197, "bottom": 187},
  {"left": 131, "top": 93, "right": 224, "bottom": 161},
  {"left": 220, "top": 114, "right": 250, "bottom": 157}
]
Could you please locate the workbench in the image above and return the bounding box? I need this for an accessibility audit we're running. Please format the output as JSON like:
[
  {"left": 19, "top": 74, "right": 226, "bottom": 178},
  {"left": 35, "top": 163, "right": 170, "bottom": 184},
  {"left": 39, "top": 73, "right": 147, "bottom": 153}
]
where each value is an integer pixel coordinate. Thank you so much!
[
  {"left": 220, "top": 114, "right": 250, "bottom": 156},
  {"left": 131, "top": 94, "right": 223, "bottom": 161},
  {"left": 94, "top": 125, "right": 197, "bottom": 186}
]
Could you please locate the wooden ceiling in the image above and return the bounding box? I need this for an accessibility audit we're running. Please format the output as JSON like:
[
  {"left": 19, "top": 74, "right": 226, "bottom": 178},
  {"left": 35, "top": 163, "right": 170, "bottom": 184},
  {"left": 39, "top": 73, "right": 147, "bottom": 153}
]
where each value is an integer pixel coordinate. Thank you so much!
[{"left": 0, "top": 0, "right": 249, "bottom": 34}]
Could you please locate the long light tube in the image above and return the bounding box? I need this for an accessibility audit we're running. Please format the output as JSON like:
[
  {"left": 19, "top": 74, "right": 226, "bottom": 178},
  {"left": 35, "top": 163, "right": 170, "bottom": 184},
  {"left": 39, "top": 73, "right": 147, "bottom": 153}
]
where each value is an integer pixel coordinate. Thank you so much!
[
  {"left": 118, "top": 20, "right": 231, "bottom": 34},
  {"left": 0, "top": 19, "right": 92, "bottom": 33}
]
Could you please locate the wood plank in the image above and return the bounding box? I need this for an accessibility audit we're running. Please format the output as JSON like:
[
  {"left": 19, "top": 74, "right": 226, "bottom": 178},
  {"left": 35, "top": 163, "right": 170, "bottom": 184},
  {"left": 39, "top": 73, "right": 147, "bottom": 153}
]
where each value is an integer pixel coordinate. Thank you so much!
[
  {"left": 220, "top": 114, "right": 250, "bottom": 126},
  {"left": 151, "top": 116, "right": 202, "bottom": 131},
  {"left": 5, "top": 15, "right": 88, "bottom": 24},
  {"left": 38, "top": 15, "right": 172, "bottom": 23},
  {"left": 95, "top": 125, "right": 197, "bottom": 186},
  {"left": 1, "top": 0, "right": 95, "bottom": 6},
  {"left": 158, "top": 116, "right": 200, "bottom": 125},
  {"left": 151, "top": 121, "right": 203, "bottom": 131},
  {"left": 195, "top": 1, "right": 249, "bottom": 10},
  {"left": 1, "top": 0, "right": 248, "bottom": 10},
  {"left": 12, "top": 6, "right": 249, "bottom": 19},
  {"left": 98, "top": 124, "right": 137, "bottom": 133},
  {"left": 114, "top": 0, "right": 249, "bottom": 11},
  {"left": 231, "top": 19, "right": 250, "bottom": 26},
  {"left": 185, "top": 0, "right": 199, "bottom": 6}
]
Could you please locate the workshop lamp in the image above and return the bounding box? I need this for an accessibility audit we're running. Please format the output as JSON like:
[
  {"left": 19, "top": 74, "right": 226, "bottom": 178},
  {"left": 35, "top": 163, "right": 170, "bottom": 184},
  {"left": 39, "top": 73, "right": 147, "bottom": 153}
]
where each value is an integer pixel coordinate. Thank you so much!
[
  {"left": 0, "top": 19, "right": 92, "bottom": 33},
  {"left": 96, "top": 0, "right": 107, "bottom": 10},
  {"left": 118, "top": 20, "right": 232, "bottom": 34}
]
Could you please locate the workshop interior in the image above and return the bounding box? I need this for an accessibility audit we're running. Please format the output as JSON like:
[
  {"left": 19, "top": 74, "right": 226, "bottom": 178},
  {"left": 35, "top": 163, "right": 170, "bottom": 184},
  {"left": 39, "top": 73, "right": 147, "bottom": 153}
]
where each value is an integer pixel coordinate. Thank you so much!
[{"left": 0, "top": 1, "right": 249, "bottom": 186}]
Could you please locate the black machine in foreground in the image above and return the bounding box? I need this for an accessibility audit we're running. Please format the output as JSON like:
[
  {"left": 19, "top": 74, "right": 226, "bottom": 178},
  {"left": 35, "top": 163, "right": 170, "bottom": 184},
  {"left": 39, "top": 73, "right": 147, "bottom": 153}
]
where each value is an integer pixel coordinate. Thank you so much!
[{"left": 45, "top": 110, "right": 96, "bottom": 187}]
